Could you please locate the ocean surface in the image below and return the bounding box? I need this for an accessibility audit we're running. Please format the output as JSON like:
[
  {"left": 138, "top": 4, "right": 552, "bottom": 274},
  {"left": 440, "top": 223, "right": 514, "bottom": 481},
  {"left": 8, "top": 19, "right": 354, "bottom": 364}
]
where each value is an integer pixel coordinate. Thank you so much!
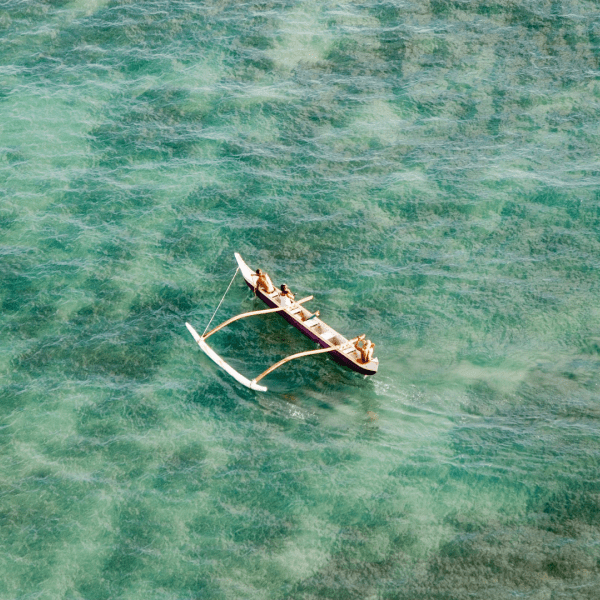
[{"left": 1, "top": 1, "right": 600, "bottom": 598}]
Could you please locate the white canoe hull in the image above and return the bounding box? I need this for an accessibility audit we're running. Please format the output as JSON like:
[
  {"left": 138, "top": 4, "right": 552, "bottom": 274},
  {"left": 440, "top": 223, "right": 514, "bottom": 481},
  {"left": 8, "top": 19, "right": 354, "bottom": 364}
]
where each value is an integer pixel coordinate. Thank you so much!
[{"left": 234, "top": 253, "right": 379, "bottom": 376}]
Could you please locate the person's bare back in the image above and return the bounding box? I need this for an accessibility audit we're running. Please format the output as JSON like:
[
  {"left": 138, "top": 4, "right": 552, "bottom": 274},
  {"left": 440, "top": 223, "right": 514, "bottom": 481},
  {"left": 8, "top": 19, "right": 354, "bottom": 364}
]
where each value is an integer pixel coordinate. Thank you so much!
[{"left": 255, "top": 268, "right": 275, "bottom": 293}]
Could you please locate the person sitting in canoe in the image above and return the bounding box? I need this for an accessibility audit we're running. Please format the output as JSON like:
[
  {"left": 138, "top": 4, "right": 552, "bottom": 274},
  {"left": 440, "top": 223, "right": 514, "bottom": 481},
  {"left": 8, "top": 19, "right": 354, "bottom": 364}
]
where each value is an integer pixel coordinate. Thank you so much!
[
  {"left": 365, "top": 341, "right": 375, "bottom": 362},
  {"left": 279, "top": 283, "right": 295, "bottom": 306},
  {"left": 255, "top": 268, "right": 275, "bottom": 294},
  {"left": 355, "top": 337, "right": 375, "bottom": 363}
]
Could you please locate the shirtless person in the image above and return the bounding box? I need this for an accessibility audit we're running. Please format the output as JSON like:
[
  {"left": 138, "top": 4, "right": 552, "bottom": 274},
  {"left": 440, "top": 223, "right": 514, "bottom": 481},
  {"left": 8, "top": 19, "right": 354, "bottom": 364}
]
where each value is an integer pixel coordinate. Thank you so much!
[
  {"left": 355, "top": 337, "right": 375, "bottom": 363},
  {"left": 255, "top": 268, "right": 275, "bottom": 294},
  {"left": 365, "top": 341, "right": 375, "bottom": 363}
]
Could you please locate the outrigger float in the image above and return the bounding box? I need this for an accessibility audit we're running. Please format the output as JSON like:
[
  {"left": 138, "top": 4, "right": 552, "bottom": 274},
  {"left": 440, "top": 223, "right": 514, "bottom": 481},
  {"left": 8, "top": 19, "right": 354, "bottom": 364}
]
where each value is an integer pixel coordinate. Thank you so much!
[{"left": 186, "top": 253, "right": 378, "bottom": 392}]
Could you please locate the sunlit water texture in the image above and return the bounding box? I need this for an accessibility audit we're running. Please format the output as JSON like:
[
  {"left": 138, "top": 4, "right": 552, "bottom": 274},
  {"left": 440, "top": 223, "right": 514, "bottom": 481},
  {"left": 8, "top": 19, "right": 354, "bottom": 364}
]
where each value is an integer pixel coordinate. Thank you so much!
[{"left": 1, "top": 0, "right": 600, "bottom": 598}]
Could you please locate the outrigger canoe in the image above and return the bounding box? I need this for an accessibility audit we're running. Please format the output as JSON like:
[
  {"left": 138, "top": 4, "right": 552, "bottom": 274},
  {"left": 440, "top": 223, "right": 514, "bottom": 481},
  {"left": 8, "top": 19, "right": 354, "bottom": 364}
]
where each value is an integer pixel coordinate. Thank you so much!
[{"left": 186, "top": 253, "right": 378, "bottom": 392}]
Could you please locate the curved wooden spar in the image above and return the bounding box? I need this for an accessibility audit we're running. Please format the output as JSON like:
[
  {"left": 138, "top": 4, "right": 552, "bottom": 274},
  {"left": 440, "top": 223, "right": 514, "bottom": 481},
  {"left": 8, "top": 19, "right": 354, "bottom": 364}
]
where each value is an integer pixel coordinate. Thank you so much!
[
  {"left": 202, "top": 296, "right": 313, "bottom": 340},
  {"left": 186, "top": 322, "right": 268, "bottom": 391},
  {"left": 252, "top": 336, "right": 362, "bottom": 384}
]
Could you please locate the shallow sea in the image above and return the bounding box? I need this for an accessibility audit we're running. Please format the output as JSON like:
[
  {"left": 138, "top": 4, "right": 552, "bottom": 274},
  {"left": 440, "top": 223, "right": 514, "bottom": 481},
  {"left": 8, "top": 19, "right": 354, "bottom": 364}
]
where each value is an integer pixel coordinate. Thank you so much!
[{"left": 1, "top": 1, "right": 600, "bottom": 598}]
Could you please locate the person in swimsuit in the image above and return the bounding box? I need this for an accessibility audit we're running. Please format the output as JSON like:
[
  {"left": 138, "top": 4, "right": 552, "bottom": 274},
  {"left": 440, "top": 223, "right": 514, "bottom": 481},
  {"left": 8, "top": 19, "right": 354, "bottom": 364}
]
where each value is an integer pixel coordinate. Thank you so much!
[
  {"left": 255, "top": 268, "right": 275, "bottom": 293},
  {"left": 355, "top": 337, "right": 375, "bottom": 363}
]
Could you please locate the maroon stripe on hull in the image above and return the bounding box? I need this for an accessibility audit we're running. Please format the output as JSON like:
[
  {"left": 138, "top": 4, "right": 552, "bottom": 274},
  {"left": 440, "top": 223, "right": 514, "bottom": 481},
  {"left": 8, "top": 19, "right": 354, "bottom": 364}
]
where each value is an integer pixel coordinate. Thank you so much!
[{"left": 244, "top": 281, "right": 377, "bottom": 376}]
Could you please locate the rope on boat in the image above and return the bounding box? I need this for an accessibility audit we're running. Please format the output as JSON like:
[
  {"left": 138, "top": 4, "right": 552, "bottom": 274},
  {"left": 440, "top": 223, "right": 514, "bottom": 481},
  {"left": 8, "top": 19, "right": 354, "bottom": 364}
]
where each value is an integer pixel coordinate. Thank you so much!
[{"left": 202, "top": 266, "right": 240, "bottom": 337}]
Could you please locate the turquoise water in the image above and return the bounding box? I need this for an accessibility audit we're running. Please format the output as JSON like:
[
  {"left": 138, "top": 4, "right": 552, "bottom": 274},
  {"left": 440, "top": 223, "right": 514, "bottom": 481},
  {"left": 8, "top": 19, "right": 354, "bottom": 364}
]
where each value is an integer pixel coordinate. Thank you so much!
[{"left": 2, "top": 0, "right": 600, "bottom": 598}]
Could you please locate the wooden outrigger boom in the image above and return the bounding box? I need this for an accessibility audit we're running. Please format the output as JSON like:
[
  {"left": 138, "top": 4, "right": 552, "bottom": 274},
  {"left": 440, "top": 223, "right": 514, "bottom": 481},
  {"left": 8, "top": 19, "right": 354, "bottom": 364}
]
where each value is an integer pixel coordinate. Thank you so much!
[
  {"left": 186, "top": 253, "right": 378, "bottom": 392},
  {"left": 252, "top": 336, "right": 365, "bottom": 384},
  {"left": 185, "top": 297, "right": 315, "bottom": 392},
  {"left": 203, "top": 296, "right": 313, "bottom": 340}
]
